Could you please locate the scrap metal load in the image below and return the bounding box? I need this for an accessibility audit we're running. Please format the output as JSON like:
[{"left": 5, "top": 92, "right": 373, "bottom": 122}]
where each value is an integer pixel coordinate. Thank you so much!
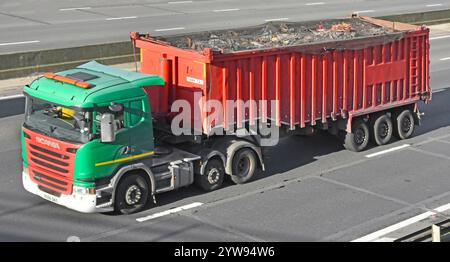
[{"left": 158, "top": 18, "right": 395, "bottom": 53}]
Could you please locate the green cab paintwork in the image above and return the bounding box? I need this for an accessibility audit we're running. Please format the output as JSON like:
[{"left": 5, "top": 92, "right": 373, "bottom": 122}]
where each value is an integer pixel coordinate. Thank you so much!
[{"left": 22, "top": 61, "right": 164, "bottom": 186}]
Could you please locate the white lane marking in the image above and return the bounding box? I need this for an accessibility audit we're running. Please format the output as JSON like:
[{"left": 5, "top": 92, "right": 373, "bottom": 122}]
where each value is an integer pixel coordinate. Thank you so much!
[
  {"left": 0, "top": 40, "right": 40, "bottom": 46},
  {"left": 426, "top": 3, "right": 443, "bottom": 7},
  {"left": 59, "top": 7, "right": 91, "bottom": 11},
  {"left": 106, "top": 16, "right": 137, "bottom": 21},
  {"left": 155, "top": 27, "right": 185, "bottom": 32},
  {"left": 136, "top": 202, "right": 203, "bottom": 222},
  {"left": 265, "top": 17, "right": 289, "bottom": 22},
  {"left": 213, "top": 8, "right": 240, "bottom": 12},
  {"left": 373, "top": 237, "right": 397, "bottom": 242},
  {"left": 0, "top": 94, "right": 24, "bottom": 101},
  {"left": 440, "top": 57, "right": 450, "bottom": 61},
  {"left": 352, "top": 202, "right": 450, "bottom": 242},
  {"left": 305, "top": 2, "right": 325, "bottom": 6},
  {"left": 168, "top": 1, "right": 193, "bottom": 3},
  {"left": 434, "top": 203, "right": 450, "bottom": 212},
  {"left": 353, "top": 10, "right": 375, "bottom": 14},
  {"left": 365, "top": 144, "right": 410, "bottom": 158},
  {"left": 430, "top": 34, "right": 450, "bottom": 40}
]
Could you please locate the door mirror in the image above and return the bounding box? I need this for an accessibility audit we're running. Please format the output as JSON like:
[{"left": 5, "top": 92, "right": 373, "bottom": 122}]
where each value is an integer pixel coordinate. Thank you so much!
[
  {"left": 100, "top": 113, "right": 116, "bottom": 143},
  {"left": 108, "top": 102, "right": 124, "bottom": 113}
]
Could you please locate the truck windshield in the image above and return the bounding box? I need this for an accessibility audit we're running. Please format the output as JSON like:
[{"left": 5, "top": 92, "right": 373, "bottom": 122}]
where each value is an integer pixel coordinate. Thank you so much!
[{"left": 24, "top": 96, "right": 92, "bottom": 143}]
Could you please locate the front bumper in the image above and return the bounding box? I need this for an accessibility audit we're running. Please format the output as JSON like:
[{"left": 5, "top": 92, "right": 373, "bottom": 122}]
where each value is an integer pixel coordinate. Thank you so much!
[{"left": 22, "top": 170, "right": 113, "bottom": 213}]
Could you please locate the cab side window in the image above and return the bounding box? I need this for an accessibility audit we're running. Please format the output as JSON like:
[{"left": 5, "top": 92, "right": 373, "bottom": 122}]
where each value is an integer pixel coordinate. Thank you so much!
[{"left": 125, "top": 100, "right": 144, "bottom": 128}]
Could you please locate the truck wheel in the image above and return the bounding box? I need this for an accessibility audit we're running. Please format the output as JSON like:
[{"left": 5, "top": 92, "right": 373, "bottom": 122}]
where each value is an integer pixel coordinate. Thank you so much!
[
  {"left": 372, "top": 114, "right": 393, "bottom": 146},
  {"left": 231, "top": 148, "right": 257, "bottom": 184},
  {"left": 195, "top": 158, "right": 225, "bottom": 192},
  {"left": 393, "top": 110, "right": 415, "bottom": 140},
  {"left": 114, "top": 174, "right": 149, "bottom": 215},
  {"left": 343, "top": 119, "right": 369, "bottom": 152}
]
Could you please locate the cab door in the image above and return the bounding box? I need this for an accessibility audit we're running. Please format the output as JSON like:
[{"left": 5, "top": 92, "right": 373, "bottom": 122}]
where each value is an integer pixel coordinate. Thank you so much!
[
  {"left": 93, "top": 104, "right": 131, "bottom": 165},
  {"left": 125, "top": 99, "right": 154, "bottom": 156}
]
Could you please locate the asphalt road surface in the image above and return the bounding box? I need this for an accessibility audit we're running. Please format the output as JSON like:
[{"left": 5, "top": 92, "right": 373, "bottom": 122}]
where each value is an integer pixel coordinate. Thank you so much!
[
  {"left": 0, "top": 0, "right": 448, "bottom": 54},
  {"left": 0, "top": 34, "right": 449, "bottom": 241}
]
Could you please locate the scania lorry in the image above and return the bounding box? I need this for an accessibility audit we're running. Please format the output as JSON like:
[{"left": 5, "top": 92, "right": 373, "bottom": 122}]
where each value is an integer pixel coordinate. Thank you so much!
[{"left": 21, "top": 16, "right": 431, "bottom": 214}]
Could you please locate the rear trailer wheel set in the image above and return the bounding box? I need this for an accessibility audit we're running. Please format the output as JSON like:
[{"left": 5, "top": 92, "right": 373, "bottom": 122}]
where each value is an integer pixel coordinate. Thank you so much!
[{"left": 343, "top": 109, "right": 416, "bottom": 152}]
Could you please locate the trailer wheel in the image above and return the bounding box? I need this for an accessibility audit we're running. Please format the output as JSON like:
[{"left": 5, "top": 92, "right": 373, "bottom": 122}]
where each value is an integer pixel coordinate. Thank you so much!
[
  {"left": 393, "top": 110, "right": 415, "bottom": 140},
  {"left": 195, "top": 158, "right": 225, "bottom": 192},
  {"left": 372, "top": 114, "right": 393, "bottom": 146},
  {"left": 114, "top": 174, "right": 149, "bottom": 215},
  {"left": 343, "top": 119, "right": 370, "bottom": 152},
  {"left": 231, "top": 148, "right": 257, "bottom": 184}
]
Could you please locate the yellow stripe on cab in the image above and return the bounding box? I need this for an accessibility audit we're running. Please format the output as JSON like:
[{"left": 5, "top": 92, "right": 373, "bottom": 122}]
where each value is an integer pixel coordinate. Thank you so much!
[{"left": 95, "top": 151, "right": 155, "bottom": 167}]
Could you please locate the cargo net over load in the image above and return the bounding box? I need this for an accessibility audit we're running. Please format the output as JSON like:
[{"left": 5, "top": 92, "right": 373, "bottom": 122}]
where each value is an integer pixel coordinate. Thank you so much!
[{"left": 159, "top": 18, "right": 397, "bottom": 53}]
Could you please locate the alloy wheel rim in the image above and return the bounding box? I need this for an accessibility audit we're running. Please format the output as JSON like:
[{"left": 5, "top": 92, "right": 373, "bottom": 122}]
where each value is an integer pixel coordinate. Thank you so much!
[
  {"left": 207, "top": 168, "right": 220, "bottom": 184},
  {"left": 125, "top": 185, "right": 142, "bottom": 205}
]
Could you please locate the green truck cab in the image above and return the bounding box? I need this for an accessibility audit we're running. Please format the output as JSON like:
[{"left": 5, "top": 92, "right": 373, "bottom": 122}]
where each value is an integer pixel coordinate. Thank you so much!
[{"left": 21, "top": 61, "right": 208, "bottom": 214}]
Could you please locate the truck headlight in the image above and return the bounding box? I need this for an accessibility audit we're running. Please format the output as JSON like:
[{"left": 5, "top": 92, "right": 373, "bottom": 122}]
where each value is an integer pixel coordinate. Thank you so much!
[{"left": 73, "top": 186, "right": 96, "bottom": 195}]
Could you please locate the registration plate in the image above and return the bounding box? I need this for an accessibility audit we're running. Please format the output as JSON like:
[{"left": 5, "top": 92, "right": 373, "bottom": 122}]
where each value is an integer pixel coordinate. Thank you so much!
[{"left": 42, "top": 192, "right": 59, "bottom": 203}]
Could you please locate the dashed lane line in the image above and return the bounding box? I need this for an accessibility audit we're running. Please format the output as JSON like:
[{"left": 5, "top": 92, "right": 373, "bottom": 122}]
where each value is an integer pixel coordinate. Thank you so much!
[
  {"left": 136, "top": 202, "right": 203, "bottom": 222},
  {"left": 365, "top": 144, "right": 410, "bottom": 158},
  {"left": 0, "top": 40, "right": 40, "bottom": 46}
]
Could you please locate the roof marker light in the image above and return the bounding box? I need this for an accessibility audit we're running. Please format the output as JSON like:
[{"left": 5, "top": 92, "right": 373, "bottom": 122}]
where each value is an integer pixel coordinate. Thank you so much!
[{"left": 43, "top": 72, "right": 94, "bottom": 89}]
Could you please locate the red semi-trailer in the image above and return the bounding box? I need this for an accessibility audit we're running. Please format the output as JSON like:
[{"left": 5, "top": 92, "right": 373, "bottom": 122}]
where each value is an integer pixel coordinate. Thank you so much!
[{"left": 131, "top": 16, "right": 430, "bottom": 153}]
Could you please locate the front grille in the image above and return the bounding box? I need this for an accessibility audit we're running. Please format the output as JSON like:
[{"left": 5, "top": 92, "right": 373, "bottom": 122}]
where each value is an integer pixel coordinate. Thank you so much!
[
  {"left": 29, "top": 144, "right": 69, "bottom": 160},
  {"left": 33, "top": 170, "right": 68, "bottom": 187},
  {"left": 29, "top": 144, "right": 70, "bottom": 175},
  {"left": 24, "top": 128, "right": 78, "bottom": 195},
  {"left": 30, "top": 157, "right": 69, "bottom": 174},
  {"left": 30, "top": 150, "right": 68, "bottom": 167}
]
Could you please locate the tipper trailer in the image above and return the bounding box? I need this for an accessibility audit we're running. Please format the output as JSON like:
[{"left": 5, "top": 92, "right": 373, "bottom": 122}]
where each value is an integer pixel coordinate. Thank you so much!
[{"left": 21, "top": 16, "right": 431, "bottom": 214}]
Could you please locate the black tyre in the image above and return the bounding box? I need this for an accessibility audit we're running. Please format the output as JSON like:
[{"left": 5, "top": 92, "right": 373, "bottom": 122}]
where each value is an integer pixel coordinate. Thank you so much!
[
  {"left": 231, "top": 148, "right": 257, "bottom": 184},
  {"left": 343, "top": 119, "right": 370, "bottom": 152},
  {"left": 114, "top": 174, "right": 149, "bottom": 214},
  {"left": 393, "top": 110, "right": 415, "bottom": 140},
  {"left": 195, "top": 158, "right": 225, "bottom": 192},
  {"left": 372, "top": 114, "right": 393, "bottom": 146}
]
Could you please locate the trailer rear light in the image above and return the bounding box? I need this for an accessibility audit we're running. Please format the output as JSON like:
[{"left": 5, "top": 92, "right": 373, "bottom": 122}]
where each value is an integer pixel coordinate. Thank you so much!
[{"left": 43, "top": 72, "right": 94, "bottom": 89}]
